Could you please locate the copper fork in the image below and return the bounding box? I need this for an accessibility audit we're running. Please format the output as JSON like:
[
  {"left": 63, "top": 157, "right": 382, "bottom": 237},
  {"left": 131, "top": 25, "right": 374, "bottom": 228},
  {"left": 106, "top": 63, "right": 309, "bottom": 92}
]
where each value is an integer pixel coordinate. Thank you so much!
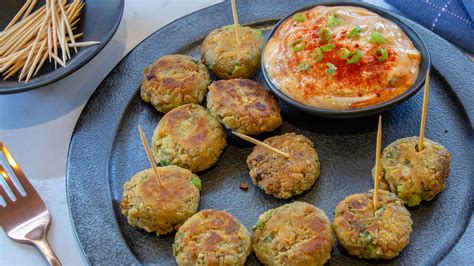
[{"left": 0, "top": 142, "right": 61, "bottom": 266}]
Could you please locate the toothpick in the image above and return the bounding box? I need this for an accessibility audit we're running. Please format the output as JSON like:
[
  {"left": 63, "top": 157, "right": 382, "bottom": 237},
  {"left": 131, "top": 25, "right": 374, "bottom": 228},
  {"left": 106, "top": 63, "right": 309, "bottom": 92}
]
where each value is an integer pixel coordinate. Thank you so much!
[
  {"left": 23, "top": 0, "right": 38, "bottom": 20},
  {"left": 230, "top": 0, "right": 240, "bottom": 43},
  {"left": 231, "top": 131, "right": 290, "bottom": 158},
  {"left": 68, "top": 41, "right": 100, "bottom": 47},
  {"left": 418, "top": 70, "right": 430, "bottom": 151},
  {"left": 138, "top": 126, "right": 162, "bottom": 186},
  {"left": 373, "top": 115, "right": 382, "bottom": 214},
  {"left": 3, "top": 0, "right": 31, "bottom": 31}
]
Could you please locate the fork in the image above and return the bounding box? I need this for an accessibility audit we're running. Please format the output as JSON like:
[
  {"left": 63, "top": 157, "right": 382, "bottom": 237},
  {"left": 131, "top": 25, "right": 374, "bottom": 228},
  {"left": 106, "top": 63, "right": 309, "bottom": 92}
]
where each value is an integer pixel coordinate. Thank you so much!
[{"left": 0, "top": 142, "right": 61, "bottom": 266}]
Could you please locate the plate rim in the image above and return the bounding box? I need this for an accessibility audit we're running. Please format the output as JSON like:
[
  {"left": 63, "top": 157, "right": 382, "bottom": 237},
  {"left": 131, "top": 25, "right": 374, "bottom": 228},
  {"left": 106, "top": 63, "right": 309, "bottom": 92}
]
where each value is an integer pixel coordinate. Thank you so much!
[{"left": 66, "top": 0, "right": 474, "bottom": 264}]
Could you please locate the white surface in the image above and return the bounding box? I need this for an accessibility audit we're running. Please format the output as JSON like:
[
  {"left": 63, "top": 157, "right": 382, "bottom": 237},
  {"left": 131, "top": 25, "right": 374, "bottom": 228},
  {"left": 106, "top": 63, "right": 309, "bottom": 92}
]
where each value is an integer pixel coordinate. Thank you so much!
[{"left": 0, "top": 1, "right": 221, "bottom": 265}]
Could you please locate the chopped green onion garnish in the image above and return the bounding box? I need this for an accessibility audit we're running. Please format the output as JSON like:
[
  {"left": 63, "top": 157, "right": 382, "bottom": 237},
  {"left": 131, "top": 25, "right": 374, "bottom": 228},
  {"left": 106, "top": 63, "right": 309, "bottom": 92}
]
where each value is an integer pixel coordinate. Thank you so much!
[
  {"left": 368, "top": 31, "right": 385, "bottom": 44},
  {"left": 292, "top": 12, "right": 306, "bottom": 22},
  {"left": 320, "top": 43, "right": 336, "bottom": 52},
  {"left": 159, "top": 159, "right": 168, "bottom": 166},
  {"left": 191, "top": 176, "right": 201, "bottom": 190},
  {"left": 326, "top": 63, "right": 336, "bottom": 75},
  {"left": 346, "top": 49, "right": 362, "bottom": 64},
  {"left": 375, "top": 48, "right": 388, "bottom": 62},
  {"left": 347, "top": 25, "right": 362, "bottom": 39},
  {"left": 327, "top": 14, "right": 341, "bottom": 27},
  {"left": 297, "top": 61, "right": 310, "bottom": 72},
  {"left": 290, "top": 39, "right": 305, "bottom": 52},
  {"left": 319, "top": 27, "right": 332, "bottom": 42},
  {"left": 312, "top": 47, "right": 324, "bottom": 62},
  {"left": 337, "top": 48, "right": 350, "bottom": 59}
]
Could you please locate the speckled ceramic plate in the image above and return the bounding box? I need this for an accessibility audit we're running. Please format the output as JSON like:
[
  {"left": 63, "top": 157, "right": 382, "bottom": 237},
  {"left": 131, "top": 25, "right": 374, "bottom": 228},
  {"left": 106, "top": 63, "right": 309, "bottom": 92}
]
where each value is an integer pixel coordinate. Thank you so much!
[{"left": 66, "top": 0, "right": 474, "bottom": 265}]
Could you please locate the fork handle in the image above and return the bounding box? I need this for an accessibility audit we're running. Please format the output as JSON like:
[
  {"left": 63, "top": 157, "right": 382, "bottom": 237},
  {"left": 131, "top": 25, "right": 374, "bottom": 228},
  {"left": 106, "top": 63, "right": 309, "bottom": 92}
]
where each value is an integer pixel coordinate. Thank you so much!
[{"left": 33, "top": 238, "right": 61, "bottom": 266}]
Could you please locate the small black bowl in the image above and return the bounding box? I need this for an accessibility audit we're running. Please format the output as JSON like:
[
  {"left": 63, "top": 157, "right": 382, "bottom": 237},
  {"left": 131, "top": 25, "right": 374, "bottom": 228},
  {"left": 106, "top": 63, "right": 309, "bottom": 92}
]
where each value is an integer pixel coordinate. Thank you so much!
[
  {"left": 261, "top": 1, "right": 431, "bottom": 118},
  {"left": 0, "top": 0, "right": 124, "bottom": 94}
]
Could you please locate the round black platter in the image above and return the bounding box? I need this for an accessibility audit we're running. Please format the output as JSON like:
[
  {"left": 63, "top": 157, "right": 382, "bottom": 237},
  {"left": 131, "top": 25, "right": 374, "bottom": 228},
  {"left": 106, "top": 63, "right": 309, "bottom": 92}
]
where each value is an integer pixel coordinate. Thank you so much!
[
  {"left": 0, "top": 0, "right": 124, "bottom": 94},
  {"left": 66, "top": 0, "right": 474, "bottom": 265}
]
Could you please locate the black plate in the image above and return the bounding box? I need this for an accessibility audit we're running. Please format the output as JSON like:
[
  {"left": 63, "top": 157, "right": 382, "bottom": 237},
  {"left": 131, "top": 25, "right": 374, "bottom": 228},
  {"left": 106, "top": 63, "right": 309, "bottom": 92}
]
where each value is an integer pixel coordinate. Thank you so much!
[
  {"left": 261, "top": 2, "right": 430, "bottom": 118},
  {"left": 0, "top": 0, "right": 124, "bottom": 94},
  {"left": 67, "top": 0, "right": 474, "bottom": 265}
]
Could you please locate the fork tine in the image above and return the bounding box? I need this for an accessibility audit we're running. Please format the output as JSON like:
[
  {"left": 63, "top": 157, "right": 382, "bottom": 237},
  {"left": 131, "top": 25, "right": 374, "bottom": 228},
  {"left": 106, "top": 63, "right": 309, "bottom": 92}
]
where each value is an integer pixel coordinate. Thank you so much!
[
  {"left": 0, "top": 142, "right": 36, "bottom": 196},
  {"left": 0, "top": 178, "right": 13, "bottom": 205},
  {"left": 0, "top": 164, "right": 21, "bottom": 199}
]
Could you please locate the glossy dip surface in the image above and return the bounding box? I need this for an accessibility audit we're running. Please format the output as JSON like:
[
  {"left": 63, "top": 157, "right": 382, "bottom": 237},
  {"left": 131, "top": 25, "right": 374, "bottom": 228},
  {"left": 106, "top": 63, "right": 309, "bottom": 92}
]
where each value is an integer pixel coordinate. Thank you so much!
[{"left": 264, "top": 6, "right": 421, "bottom": 110}]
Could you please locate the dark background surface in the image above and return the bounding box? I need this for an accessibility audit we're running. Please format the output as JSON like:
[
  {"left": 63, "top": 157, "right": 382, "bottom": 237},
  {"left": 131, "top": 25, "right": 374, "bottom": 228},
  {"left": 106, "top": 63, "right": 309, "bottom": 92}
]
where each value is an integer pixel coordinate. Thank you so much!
[{"left": 67, "top": 0, "right": 474, "bottom": 265}]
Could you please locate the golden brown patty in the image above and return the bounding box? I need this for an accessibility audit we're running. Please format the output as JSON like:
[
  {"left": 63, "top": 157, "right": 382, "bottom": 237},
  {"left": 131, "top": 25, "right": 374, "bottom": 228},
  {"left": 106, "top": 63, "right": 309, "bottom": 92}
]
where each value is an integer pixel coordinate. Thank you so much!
[
  {"left": 141, "top": 54, "right": 210, "bottom": 113},
  {"left": 121, "top": 166, "right": 201, "bottom": 235},
  {"left": 201, "top": 25, "right": 264, "bottom": 79},
  {"left": 207, "top": 79, "right": 282, "bottom": 135},
  {"left": 252, "top": 202, "right": 335, "bottom": 266},
  {"left": 151, "top": 103, "right": 226, "bottom": 173},
  {"left": 247, "top": 133, "right": 320, "bottom": 199},
  {"left": 332, "top": 190, "right": 413, "bottom": 260},
  {"left": 374, "top": 137, "right": 451, "bottom": 206},
  {"left": 173, "top": 209, "right": 251, "bottom": 266}
]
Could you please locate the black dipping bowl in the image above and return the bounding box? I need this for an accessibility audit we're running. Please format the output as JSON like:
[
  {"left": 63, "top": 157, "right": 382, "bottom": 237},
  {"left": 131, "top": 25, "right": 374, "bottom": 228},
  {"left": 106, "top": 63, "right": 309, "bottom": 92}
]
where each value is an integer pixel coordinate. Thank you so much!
[
  {"left": 0, "top": 0, "right": 124, "bottom": 94},
  {"left": 261, "top": 1, "right": 431, "bottom": 118}
]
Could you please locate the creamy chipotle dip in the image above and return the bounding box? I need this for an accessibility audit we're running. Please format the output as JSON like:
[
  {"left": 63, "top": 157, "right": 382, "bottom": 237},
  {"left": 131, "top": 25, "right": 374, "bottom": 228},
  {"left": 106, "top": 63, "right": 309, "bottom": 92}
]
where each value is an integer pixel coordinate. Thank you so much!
[{"left": 264, "top": 6, "right": 421, "bottom": 110}]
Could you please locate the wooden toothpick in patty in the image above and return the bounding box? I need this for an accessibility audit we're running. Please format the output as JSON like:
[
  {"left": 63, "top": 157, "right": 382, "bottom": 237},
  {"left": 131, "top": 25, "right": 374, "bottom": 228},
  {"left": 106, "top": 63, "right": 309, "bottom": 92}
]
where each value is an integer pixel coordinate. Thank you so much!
[
  {"left": 138, "top": 125, "right": 163, "bottom": 186},
  {"left": 230, "top": 0, "right": 240, "bottom": 43},
  {"left": 418, "top": 70, "right": 430, "bottom": 151},
  {"left": 231, "top": 131, "right": 290, "bottom": 158},
  {"left": 373, "top": 115, "right": 382, "bottom": 214}
]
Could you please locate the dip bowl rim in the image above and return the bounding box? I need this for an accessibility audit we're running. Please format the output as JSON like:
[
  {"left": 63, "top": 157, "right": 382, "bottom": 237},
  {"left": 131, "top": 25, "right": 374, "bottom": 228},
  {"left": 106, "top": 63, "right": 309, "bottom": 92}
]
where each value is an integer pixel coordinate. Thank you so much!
[{"left": 261, "top": 1, "right": 431, "bottom": 118}]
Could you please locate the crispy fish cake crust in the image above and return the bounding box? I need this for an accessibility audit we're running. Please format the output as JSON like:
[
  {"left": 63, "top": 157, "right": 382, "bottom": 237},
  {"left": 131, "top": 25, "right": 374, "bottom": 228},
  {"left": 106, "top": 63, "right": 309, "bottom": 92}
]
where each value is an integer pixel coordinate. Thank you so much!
[
  {"left": 120, "top": 166, "right": 200, "bottom": 235},
  {"left": 247, "top": 133, "right": 320, "bottom": 199},
  {"left": 374, "top": 137, "right": 451, "bottom": 206},
  {"left": 332, "top": 190, "right": 413, "bottom": 260},
  {"left": 207, "top": 79, "right": 282, "bottom": 135},
  {"left": 141, "top": 54, "right": 210, "bottom": 113},
  {"left": 173, "top": 210, "right": 251, "bottom": 266},
  {"left": 252, "top": 202, "right": 335, "bottom": 266},
  {"left": 201, "top": 25, "right": 264, "bottom": 79},
  {"left": 151, "top": 104, "right": 226, "bottom": 173}
]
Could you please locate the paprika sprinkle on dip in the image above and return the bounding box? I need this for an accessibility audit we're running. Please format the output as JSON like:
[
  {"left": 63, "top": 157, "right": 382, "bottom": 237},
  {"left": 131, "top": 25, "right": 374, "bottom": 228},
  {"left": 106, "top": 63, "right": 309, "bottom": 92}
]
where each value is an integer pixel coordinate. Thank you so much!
[{"left": 264, "top": 6, "right": 421, "bottom": 110}]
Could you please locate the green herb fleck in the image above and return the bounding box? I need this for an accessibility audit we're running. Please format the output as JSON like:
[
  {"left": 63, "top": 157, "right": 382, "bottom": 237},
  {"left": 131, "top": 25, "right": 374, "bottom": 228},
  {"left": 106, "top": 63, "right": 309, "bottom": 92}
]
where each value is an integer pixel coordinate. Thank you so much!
[
  {"left": 263, "top": 235, "right": 273, "bottom": 243},
  {"left": 347, "top": 25, "right": 362, "bottom": 39},
  {"left": 191, "top": 176, "right": 201, "bottom": 191},
  {"left": 319, "top": 27, "right": 332, "bottom": 42},
  {"left": 159, "top": 160, "right": 168, "bottom": 166},
  {"left": 368, "top": 31, "right": 385, "bottom": 44},
  {"left": 292, "top": 12, "right": 306, "bottom": 22},
  {"left": 327, "top": 14, "right": 341, "bottom": 27},
  {"left": 312, "top": 47, "right": 324, "bottom": 62},
  {"left": 297, "top": 61, "right": 310, "bottom": 72},
  {"left": 337, "top": 48, "right": 350, "bottom": 59},
  {"left": 346, "top": 49, "right": 362, "bottom": 64},
  {"left": 326, "top": 63, "right": 336, "bottom": 76},
  {"left": 407, "top": 194, "right": 422, "bottom": 207},
  {"left": 360, "top": 230, "right": 373, "bottom": 243},
  {"left": 290, "top": 39, "right": 305, "bottom": 52},
  {"left": 320, "top": 43, "right": 336, "bottom": 52}
]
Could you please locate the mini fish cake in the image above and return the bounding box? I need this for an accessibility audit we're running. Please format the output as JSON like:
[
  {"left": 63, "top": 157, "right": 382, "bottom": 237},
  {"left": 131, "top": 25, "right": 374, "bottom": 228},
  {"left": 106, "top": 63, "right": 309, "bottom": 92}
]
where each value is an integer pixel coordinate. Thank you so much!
[
  {"left": 207, "top": 79, "right": 282, "bottom": 135},
  {"left": 332, "top": 190, "right": 413, "bottom": 260},
  {"left": 252, "top": 202, "right": 335, "bottom": 266},
  {"left": 151, "top": 103, "right": 226, "bottom": 173},
  {"left": 201, "top": 25, "right": 264, "bottom": 79},
  {"left": 173, "top": 209, "right": 251, "bottom": 266},
  {"left": 374, "top": 137, "right": 451, "bottom": 206},
  {"left": 141, "top": 54, "right": 210, "bottom": 113},
  {"left": 247, "top": 133, "right": 320, "bottom": 199},
  {"left": 121, "top": 166, "right": 201, "bottom": 235}
]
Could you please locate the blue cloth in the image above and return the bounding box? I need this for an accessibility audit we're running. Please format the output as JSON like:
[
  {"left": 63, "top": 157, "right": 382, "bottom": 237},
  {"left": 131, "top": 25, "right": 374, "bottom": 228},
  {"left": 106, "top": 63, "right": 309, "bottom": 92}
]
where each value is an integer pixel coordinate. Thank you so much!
[{"left": 386, "top": 0, "right": 474, "bottom": 53}]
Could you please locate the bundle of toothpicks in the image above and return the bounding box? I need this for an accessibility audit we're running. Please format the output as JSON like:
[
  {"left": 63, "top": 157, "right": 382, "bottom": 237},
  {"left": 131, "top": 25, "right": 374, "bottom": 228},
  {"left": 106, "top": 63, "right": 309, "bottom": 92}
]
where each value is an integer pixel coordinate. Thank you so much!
[{"left": 0, "top": 0, "right": 99, "bottom": 82}]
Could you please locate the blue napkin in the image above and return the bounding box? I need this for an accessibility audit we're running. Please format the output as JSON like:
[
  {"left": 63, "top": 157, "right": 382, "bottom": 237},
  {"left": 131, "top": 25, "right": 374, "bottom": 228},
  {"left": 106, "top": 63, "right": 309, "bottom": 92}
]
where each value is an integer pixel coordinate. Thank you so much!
[{"left": 386, "top": 0, "right": 474, "bottom": 53}]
